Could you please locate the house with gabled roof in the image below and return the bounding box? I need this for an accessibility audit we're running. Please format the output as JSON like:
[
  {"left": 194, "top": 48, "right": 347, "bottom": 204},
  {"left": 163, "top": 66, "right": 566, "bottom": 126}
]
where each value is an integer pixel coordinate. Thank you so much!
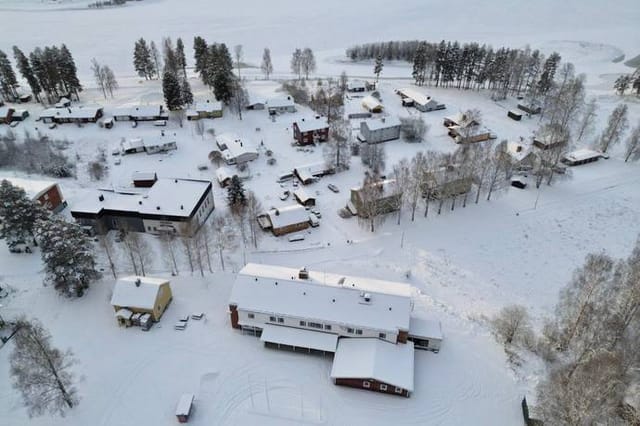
[
  {"left": 257, "top": 205, "right": 311, "bottom": 236},
  {"left": 111, "top": 276, "right": 173, "bottom": 325}
]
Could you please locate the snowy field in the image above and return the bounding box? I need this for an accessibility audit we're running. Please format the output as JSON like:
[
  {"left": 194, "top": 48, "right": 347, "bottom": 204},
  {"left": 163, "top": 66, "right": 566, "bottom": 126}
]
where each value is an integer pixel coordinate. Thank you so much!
[{"left": 1, "top": 0, "right": 640, "bottom": 425}]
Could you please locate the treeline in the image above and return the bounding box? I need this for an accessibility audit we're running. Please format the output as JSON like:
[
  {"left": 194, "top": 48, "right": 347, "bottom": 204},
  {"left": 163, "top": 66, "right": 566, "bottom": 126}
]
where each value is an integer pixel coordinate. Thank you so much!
[
  {"left": 346, "top": 40, "right": 560, "bottom": 98},
  {"left": 0, "top": 45, "right": 81, "bottom": 104}
]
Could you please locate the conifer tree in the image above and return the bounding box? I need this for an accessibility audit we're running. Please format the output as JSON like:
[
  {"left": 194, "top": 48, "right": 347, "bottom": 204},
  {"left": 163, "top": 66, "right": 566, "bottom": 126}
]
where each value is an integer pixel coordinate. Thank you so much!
[
  {"left": 193, "top": 36, "right": 208, "bottom": 81},
  {"left": 0, "top": 180, "right": 49, "bottom": 249},
  {"left": 213, "top": 43, "right": 234, "bottom": 103},
  {"left": 149, "top": 41, "right": 161, "bottom": 79},
  {"left": 176, "top": 37, "right": 187, "bottom": 78},
  {"left": 13, "top": 46, "right": 41, "bottom": 102},
  {"left": 162, "top": 70, "right": 182, "bottom": 110},
  {"left": 0, "top": 49, "right": 19, "bottom": 101},
  {"left": 226, "top": 176, "right": 246, "bottom": 212},
  {"left": 373, "top": 54, "right": 384, "bottom": 83},
  {"left": 133, "top": 38, "right": 153, "bottom": 79},
  {"left": 35, "top": 217, "right": 99, "bottom": 297},
  {"left": 180, "top": 78, "right": 193, "bottom": 106},
  {"left": 58, "top": 44, "right": 82, "bottom": 100}
]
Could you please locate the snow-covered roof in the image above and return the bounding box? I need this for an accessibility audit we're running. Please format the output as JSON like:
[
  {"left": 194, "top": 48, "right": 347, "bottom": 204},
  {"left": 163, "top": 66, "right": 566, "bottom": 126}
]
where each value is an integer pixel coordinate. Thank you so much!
[
  {"left": 217, "top": 133, "right": 258, "bottom": 163},
  {"left": 71, "top": 178, "right": 211, "bottom": 218},
  {"left": 132, "top": 171, "right": 157, "bottom": 181},
  {"left": 362, "top": 95, "right": 383, "bottom": 111},
  {"left": 352, "top": 179, "right": 400, "bottom": 199},
  {"left": 563, "top": 148, "right": 602, "bottom": 162},
  {"left": 239, "top": 263, "right": 413, "bottom": 298},
  {"left": 0, "top": 176, "right": 59, "bottom": 200},
  {"left": 175, "top": 394, "right": 194, "bottom": 416},
  {"left": 397, "top": 88, "right": 437, "bottom": 106},
  {"left": 230, "top": 263, "right": 413, "bottom": 333},
  {"left": 293, "top": 188, "right": 314, "bottom": 203},
  {"left": 294, "top": 162, "right": 332, "bottom": 181},
  {"left": 295, "top": 117, "right": 328, "bottom": 133},
  {"left": 39, "top": 105, "right": 103, "bottom": 120},
  {"left": 122, "top": 137, "right": 146, "bottom": 151},
  {"left": 265, "top": 205, "right": 309, "bottom": 229},
  {"left": 362, "top": 116, "right": 402, "bottom": 131},
  {"left": 110, "top": 276, "right": 169, "bottom": 310},
  {"left": 115, "top": 308, "right": 133, "bottom": 319},
  {"left": 113, "top": 105, "right": 165, "bottom": 118},
  {"left": 215, "top": 166, "right": 236, "bottom": 183},
  {"left": 266, "top": 96, "right": 294, "bottom": 108},
  {"left": 260, "top": 324, "right": 338, "bottom": 352},
  {"left": 331, "top": 338, "right": 415, "bottom": 391},
  {"left": 506, "top": 142, "right": 532, "bottom": 162},
  {"left": 409, "top": 316, "right": 443, "bottom": 340},
  {"left": 194, "top": 100, "right": 222, "bottom": 112}
]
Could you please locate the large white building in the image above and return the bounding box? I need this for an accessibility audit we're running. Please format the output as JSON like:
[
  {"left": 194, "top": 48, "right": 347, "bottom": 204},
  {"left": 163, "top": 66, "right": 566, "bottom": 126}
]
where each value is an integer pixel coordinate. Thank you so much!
[{"left": 228, "top": 263, "right": 443, "bottom": 397}]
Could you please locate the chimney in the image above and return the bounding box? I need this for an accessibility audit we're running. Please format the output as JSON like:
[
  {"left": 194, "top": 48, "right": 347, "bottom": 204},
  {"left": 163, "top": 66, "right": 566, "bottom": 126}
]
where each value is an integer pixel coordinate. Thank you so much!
[
  {"left": 98, "top": 194, "right": 104, "bottom": 202},
  {"left": 180, "top": 205, "right": 184, "bottom": 210},
  {"left": 156, "top": 206, "right": 160, "bottom": 210},
  {"left": 135, "top": 278, "right": 141, "bottom": 287},
  {"left": 138, "top": 200, "right": 142, "bottom": 205},
  {"left": 298, "top": 267, "right": 309, "bottom": 279}
]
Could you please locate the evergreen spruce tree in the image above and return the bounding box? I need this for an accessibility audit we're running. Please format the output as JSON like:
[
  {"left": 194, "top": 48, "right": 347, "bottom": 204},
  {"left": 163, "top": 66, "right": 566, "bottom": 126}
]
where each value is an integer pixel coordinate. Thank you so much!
[
  {"left": 180, "top": 78, "right": 193, "bottom": 106},
  {"left": 162, "top": 71, "right": 182, "bottom": 110},
  {"left": 537, "top": 52, "right": 561, "bottom": 96},
  {"left": 226, "top": 176, "right": 246, "bottom": 212},
  {"left": 176, "top": 37, "right": 187, "bottom": 78},
  {"left": 213, "top": 43, "right": 234, "bottom": 103},
  {"left": 57, "top": 45, "right": 82, "bottom": 100},
  {"left": 373, "top": 54, "right": 384, "bottom": 83},
  {"left": 0, "top": 49, "right": 19, "bottom": 101},
  {"left": 13, "top": 46, "right": 41, "bottom": 102},
  {"left": 133, "top": 38, "right": 153, "bottom": 79},
  {"left": 162, "top": 37, "right": 179, "bottom": 75},
  {"left": 193, "top": 36, "right": 209, "bottom": 82},
  {"left": 412, "top": 42, "right": 427, "bottom": 86},
  {"left": 29, "top": 49, "right": 52, "bottom": 102},
  {"left": 35, "top": 217, "right": 99, "bottom": 297},
  {"left": 614, "top": 75, "right": 631, "bottom": 95},
  {"left": 0, "top": 180, "right": 49, "bottom": 249}
]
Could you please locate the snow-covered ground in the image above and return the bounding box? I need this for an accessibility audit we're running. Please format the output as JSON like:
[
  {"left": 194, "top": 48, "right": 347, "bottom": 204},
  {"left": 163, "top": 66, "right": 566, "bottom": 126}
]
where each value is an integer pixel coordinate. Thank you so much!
[{"left": 1, "top": 1, "right": 640, "bottom": 425}]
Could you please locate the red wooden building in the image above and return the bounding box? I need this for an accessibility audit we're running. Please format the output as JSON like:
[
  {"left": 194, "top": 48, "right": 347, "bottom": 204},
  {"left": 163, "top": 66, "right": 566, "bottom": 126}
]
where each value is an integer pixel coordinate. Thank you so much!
[{"left": 293, "top": 117, "right": 329, "bottom": 145}]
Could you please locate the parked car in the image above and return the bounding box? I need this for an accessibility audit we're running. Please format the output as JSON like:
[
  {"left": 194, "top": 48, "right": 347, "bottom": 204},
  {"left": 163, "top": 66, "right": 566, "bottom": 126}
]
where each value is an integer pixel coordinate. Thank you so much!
[
  {"left": 279, "top": 190, "right": 290, "bottom": 201},
  {"left": 309, "top": 213, "right": 320, "bottom": 227},
  {"left": 114, "top": 158, "right": 121, "bottom": 165},
  {"left": 153, "top": 120, "right": 167, "bottom": 127},
  {"left": 310, "top": 208, "right": 321, "bottom": 218},
  {"left": 511, "top": 179, "right": 527, "bottom": 189},
  {"left": 288, "top": 233, "right": 305, "bottom": 242},
  {"left": 327, "top": 184, "right": 339, "bottom": 193}
]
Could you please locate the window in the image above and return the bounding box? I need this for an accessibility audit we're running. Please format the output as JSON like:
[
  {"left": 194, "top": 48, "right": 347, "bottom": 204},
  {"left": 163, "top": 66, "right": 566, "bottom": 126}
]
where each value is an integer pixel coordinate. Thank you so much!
[
  {"left": 395, "top": 387, "right": 403, "bottom": 394},
  {"left": 379, "top": 333, "right": 386, "bottom": 339},
  {"left": 355, "top": 329, "right": 363, "bottom": 335},
  {"left": 277, "top": 317, "right": 284, "bottom": 323},
  {"left": 324, "top": 324, "right": 332, "bottom": 331},
  {"left": 248, "top": 313, "right": 255, "bottom": 319},
  {"left": 363, "top": 381, "right": 371, "bottom": 389},
  {"left": 346, "top": 327, "right": 354, "bottom": 334},
  {"left": 379, "top": 384, "right": 388, "bottom": 391},
  {"left": 308, "top": 322, "right": 322, "bottom": 329},
  {"left": 269, "top": 316, "right": 276, "bottom": 322},
  {"left": 299, "top": 321, "right": 306, "bottom": 327}
]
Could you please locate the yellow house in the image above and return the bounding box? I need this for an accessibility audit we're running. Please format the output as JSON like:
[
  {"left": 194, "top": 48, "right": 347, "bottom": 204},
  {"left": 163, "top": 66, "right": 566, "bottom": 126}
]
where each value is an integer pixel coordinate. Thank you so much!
[{"left": 111, "top": 276, "right": 173, "bottom": 326}]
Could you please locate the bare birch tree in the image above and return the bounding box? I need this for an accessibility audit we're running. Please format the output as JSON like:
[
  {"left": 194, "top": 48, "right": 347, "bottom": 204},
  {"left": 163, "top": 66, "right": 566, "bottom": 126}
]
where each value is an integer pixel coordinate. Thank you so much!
[
  {"left": 623, "top": 121, "right": 640, "bottom": 162},
  {"left": 97, "top": 233, "right": 118, "bottom": 279},
  {"left": 10, "top": 318, "right": 79, "bottom": 417},
  {"left": 158, "top": 232, "right": 180, "bottom": 276},
  {"left": 599, "top": 103, "right": 629, "bottom": 153},
  {"left": 491, "top": 305, "right": 533, "bottom": 346}
]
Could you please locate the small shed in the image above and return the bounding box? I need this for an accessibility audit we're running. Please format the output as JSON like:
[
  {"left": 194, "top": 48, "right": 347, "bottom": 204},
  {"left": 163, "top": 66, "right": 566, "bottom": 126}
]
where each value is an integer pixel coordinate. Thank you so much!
[
  {"left": 561, "top": 149, "right": 603, "bottom": 166},
  {"left": 361, "top": 95, "right": 383, "bottom": 113},
  {"left": 507, "top": 110, "right": 522, "bottom": 121},
  {"left": 132, "top": 171, "right": 158, "bottom": 188},
  {"left": 293, "top": 188, "right": 316, "bottom": 207},
  {"left": 408, "top": 316, "right": 443, "bottom": 352},
  {"left": 175, "top": 393, "right": 194, "bottom": 423}
]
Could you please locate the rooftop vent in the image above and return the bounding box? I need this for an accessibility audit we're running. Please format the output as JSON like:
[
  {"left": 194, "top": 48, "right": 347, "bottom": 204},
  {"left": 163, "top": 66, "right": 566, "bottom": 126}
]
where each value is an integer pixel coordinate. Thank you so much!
[
  {"left": 98, "top": 194, "right": 104, "bottom": 202},
  {"left": 156, "top": 206, "right": 160, "bottom": 210},
  {"left": 180, "top": 205, "right": 184, "bottom": 210},
  {"left": 338, "top": 277, "right": 346, "bottom": 285},
  {"left": 359, "top": 292, "right": 372, "bottom": 304},
  {"left": 138, "top": 201, "right": 142, "bottom": 205},
  {"left": 298, "top": 267, "right": 309, "bottom": 280},
  {"left": 135, "top": 278, "right": 141, "bottom": 287}
]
